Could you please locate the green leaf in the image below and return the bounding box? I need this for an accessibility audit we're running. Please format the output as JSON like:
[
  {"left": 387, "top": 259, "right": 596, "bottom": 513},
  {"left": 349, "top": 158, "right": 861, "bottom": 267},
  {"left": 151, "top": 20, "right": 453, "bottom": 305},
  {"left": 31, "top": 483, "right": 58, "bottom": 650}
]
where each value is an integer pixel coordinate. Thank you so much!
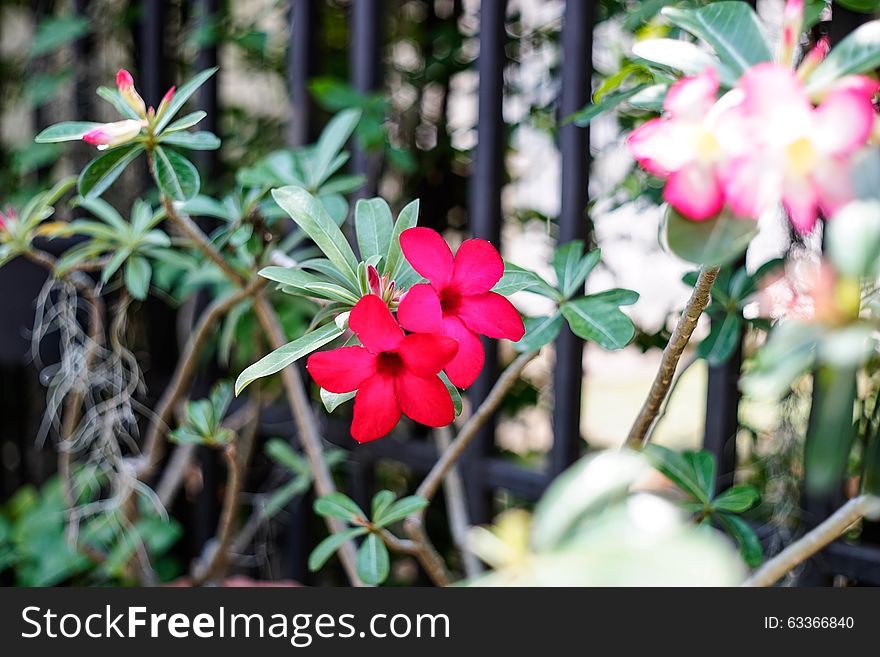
[
  {"left": 259, "top": 266, "right": 360, "bottom": 304},
  {"left": 309, "top": 109, "right": 362, "bottom": 187},
  {"left": 309, "top": 527, "right": 368, "bottom": 572},
  {"left": 662, "top": 2, "right": 772, "bottom": 76},
  {"left": 632, "top": 38, "right": 735, "bottom": 85},
  {"left": 684, "top": 450, "right": 716, "bottom": 502},
  {"left": 554, "top": 244, "right": 600, "bottom": 299},
  {"left": 644, "top": 444, "right": 712, "bottom": 504},
  {"left": 515, "top": 313, "right": 564, "bottom": 353},
  {"left": 124, "top": 255, "right": 152, "bottom": 300},
  {"left": 152, "top": 146, "right": 200, "bottom": 201},
  {"left": 357, "top": 533, "right": 390, "bottom": 585},
  {"left": 96, "top": 86, "right": 141, "bottom": 121},
  {"left": 29, "top": 16, "right": 90, "bottom": 58},
  {"left": 355, "top": 197, "right": 394, "bottom": 262},
  {"left": 371, "top": 490, "right": 396, "bottom": 521},
  {"left": 806, "top": 20, "right": 880, "bottom": 96},
  {"left": 665, "top": 208, "right": 758, "bottom": 267},
  {"left": 265, "top": 439, "right": 308, "bottom": 475},
  {"left": 492, "top": 262, "right": 559, "bottom": 299},
  {"left": 804, "top": 365, "right": 858, "bottom": 495},
  {"left": 235, "top": 322, "right": 344, "bottom": 395},
  {"left": 35, "top": 121, "right": 101, "bottom": 143},
  {"left": 159, "top": 131, "right": 220, "bottom": 150},
  {"left": 698, "top": 313, "right": 741, "bottom": 366},
  {"left": 373, "top": 496, "right": 428, "bottom": 528},
  {"left": 569, "top": 84, "right": 648, "bottom": 127},
  {"left": 154, "top": 67, "right": 218, "bottom": 133},
  {"left": 439, "top": 371, "right": 463, "bottom": 417},
  {"left": 320, "top": 388, "right": 356, "bottom": 413},
  {"left": 314, "top": 492, "right": 366, "bottom": 522},
  {"left": 78, "top": 144, "right": 144, "bottom": 198},
  {"left": 713, "top": 485, "right": 760, "bottom": 513},
  {"left": 74, "top": 196, "right": 128, "bottom": 232},
  {"left": 272, "top": 186, "right": 360, "bottom": 285},
  {"left": 180, "top": 195, "right": 232, "bottom": 221},
  {"left": 163, "top": 111, "right": 207, "bottom": 133},
  {"left": 717, "top": 512, "right": 763, "bottom": 567},
  {"left": 561, "top": 294, "right": 637, "bottom": 350},
  {"left": 384, "top": 199, "right": 420, "bottom": 282}
]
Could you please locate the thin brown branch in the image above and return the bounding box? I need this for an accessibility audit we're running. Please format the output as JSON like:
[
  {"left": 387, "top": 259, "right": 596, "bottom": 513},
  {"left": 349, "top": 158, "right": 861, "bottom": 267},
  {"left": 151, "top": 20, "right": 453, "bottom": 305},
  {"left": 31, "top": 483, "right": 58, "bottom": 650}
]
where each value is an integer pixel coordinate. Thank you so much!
[
  {"left": 402, "top": 518, "right": 452, "bottom": 586},
  {"left": 626, "top": 266, "right": 719, "bottom": 448},
  {"left": 252, "top": 292, "right": 364, "bottom": 587},
  {"left": 743, "top": 495, "right": 880, "bottom": 587}
]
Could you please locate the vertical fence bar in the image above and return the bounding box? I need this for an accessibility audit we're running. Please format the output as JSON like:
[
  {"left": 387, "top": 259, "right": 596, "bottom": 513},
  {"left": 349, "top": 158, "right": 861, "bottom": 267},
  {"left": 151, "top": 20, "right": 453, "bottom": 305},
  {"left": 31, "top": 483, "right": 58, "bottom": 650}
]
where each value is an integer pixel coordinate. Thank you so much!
[
  {"left": 464, "top": 0, "right": 507, "bottom": 523},
  {"left": 349, "top": 0, "right": 383, "bottom": 198},
  {"left": 288, "top": 0, "right": 318, "bottom": 147},
  {"left": 703, "top": 342, "right": 742, "bottom": 493},
  {"left": 550, "top": 0, "right": 595, "bottom": 478}
]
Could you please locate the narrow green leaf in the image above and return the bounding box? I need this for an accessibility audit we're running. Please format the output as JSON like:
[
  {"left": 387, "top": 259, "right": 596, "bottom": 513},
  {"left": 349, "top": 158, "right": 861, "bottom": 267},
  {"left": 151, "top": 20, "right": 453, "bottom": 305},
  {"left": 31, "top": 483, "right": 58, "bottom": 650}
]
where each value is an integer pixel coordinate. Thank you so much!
[
  {"left": 355, "top": 197, "right": 394, "bottom": 261},
  {"left": 96, "top": 86, "right": 141, "bottom": 120},
  {"left": 309, "top": 527, "right": 368, "bottom": 572},
  {"left": 265, "top": 438, "right": 308, "bottom": 475},
  {"left": 235, "top": 322, "right": 343, "bottom": 395},
  {"left": 439, "top": 371, "right": 463, "bottom": 417},
  {"left": 374, "top": 495, "right": 429, "bottom": 528},
  {"left": 804, "top": 365, "right": 858, "bottom": 495},
  {"left": 371, "top": 490, "right": 396, "bottom": 522},
  {"left": 261, "top": 266, "right": 360, "bottom": 304},
  {"left": 644, "top": 444, "right": 711, "bottom": 504},
  {"left": 78, "top": 144, "right": 144, "bottom": 198},
  {"left": 492, "top": 262, "right": 560, "bottom": 300},
  {"left": 384, "top": 199, "right": 420, "bottom": 281},
  {"left": 163, "top": 111, "right": 207, "bottom": 133},
  {"left": 698, "top": 313, "right": 741, "bottom": 366},
  {"left": 569, "top": 85, "right": 648, "bottom": 127},
  {"left": 314, "top": 492, "right": 366, "bottom": 522},
  {"left": 35, "top": 121, "right": 101, "bottom": 143},
  {"left": 717, "top": 512, "right": 763, "bottom": 567},
  {"left": 713, "top": 485, "right": 760, "bottom": 513},
  {"left": 356, "top": 533, "right": 390, "bottom": 585},
  {"left": 159, "top": 130, "right": 220, "bottom": 150},
  {"left": 153, "top": 146, "right": 200, "bottom": 201},
  {"left": 124, "top": 255, "right": 152, "bottom": 300},
  {"left": 806, "top": 20, "right": 880, "bottom": 95},
  {"left": 154, "top": 67, "right": 218, "bottom": 133},
  {"left": 684, "top": 450, "right": 716, "bottom": 502},
  {"left": 553, "top": 244, "right": 601, "bottom": 299},
  {"left": 515, "top": 313, "right": 564, "bottom": 353},
  {"left": 309, "top": 108, "right": 362, "bottom": 187},
  {"left": 320, "top": 388, "right": 356, "bottom": 413},
  {"left": 561, "top": 295, "right": 637, "bottom": 350}
]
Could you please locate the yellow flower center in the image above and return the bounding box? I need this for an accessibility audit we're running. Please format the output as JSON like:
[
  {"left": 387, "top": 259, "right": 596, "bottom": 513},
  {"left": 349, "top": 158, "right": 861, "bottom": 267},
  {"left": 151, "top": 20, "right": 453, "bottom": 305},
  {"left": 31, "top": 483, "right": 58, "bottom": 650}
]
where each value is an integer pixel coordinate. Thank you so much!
[
  {"left": 694, "top": 129, "right": 720, "bottom": 164},
  {"left": 786, "top": 137, "right": 819, "bottom": 176}
]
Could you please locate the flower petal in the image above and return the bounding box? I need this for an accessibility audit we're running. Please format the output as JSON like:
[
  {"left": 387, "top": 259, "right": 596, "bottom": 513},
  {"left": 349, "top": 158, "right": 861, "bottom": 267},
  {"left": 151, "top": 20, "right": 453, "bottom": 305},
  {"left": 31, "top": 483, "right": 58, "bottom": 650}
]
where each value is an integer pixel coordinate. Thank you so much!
[
  {"left": 451, "top": 238, "right": 504, "bottom": 295},
  {"left": 719, "top": 153, "right": 782, "bottom": 219},
  {"left": 457, "top": 292, "right": 525, "bottom": 341},
  {"left": 813, "top": 88, "right": 876, "bottom": 157},
  {"left": 441, "top": 315, "right": 485, "bottom": 389},
  {"left": 395, "top": 371, "right": 455, "bottom": 428},
  {"left": 349, "top": 294, "right": 404, "bottom": 354},
  {"left": 815, "top": 157, "right": 855, "bottom": 217},
  {"left": 782, "top": 175, "right": 820, "bottom": 234},
  {"left": 306, "top": 346, "right": 377, "bottom": 393},
  {"left": 397, "top": 333, "right": 459, "bottom": 378},
  {"left": 397, "top": 283, "right": 442, "bottom": 333},
  {"left": 663, "top": 162, "right": 725, "bottom": 221},
  {"left": 663, "top": 68, "right": 719, "bottom": 121},
  {"left": 400, "top": 227, "right": 454, "bottom": 287},
  {"left": 351, "top": 373, "right": 401, "bottom": 443},
  {"left": 627, "top": 119, "right": 694, "bottom": 177}
]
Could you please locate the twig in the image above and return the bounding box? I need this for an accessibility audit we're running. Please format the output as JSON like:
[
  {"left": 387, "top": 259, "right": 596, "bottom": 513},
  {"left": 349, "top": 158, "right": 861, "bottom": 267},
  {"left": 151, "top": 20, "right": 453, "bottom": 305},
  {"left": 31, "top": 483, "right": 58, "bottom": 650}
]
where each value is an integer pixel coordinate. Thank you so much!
[
  {"left": 744, "top": 495, "right": 880, "bottom": 587},
  {"left": 626, "top": 266, "right": 719, "bottom": 448},
  {"left": 642, "top": 351, "right": 699, "bottom": 444},
  {"left": 434, "top": 426, "right": 482, "bottom": 578},
  {"left": 252, "top": 292, "right": 364, "bottom": 587},
  {"left": 135, "top": 277, "right": 267, "bottom": 478}
]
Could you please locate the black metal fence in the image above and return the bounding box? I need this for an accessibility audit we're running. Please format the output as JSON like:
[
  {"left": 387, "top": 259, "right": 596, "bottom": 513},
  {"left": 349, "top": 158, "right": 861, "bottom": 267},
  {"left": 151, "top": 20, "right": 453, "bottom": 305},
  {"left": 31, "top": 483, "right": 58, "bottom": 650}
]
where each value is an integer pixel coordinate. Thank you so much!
[{"left": 1, "top": 0, "right": 879, "bottom": 585}]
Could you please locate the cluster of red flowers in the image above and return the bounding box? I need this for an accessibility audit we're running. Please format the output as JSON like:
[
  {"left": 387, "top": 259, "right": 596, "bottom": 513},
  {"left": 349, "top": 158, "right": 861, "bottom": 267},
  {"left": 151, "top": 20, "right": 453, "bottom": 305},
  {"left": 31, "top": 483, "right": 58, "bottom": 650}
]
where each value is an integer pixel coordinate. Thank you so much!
[{"left": 307, "top": 227, "right": 525, "bottom": 443}]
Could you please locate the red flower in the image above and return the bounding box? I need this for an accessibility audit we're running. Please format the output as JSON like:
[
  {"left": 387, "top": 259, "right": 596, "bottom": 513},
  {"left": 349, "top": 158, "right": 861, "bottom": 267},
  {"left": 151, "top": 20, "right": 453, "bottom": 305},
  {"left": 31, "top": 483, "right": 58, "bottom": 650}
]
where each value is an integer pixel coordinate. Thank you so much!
[
  {"left": 306, "top": 294, "right": 459, "bottom": 443},
  {"left": 397, "top": 228, "right": 524, "bottom": 388}
]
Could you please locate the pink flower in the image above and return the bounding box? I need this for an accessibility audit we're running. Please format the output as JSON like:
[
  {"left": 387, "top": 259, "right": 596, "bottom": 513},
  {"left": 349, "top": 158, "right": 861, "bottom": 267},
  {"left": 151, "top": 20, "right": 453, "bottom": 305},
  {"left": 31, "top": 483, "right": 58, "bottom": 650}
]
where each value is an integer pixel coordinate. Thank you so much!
[
  {"left": 397, "top": 227, "right": 525, "bottom": 389},
  {"left": 367, "top": 264, "right": 402, "bottom": 307},
  {"left": 627, "top": 68, "right": 727, "bottom": 220},
  {"left": 154, "top": 85, "right": 176, "bottom": 121},
  {"left": 780, "top": 0, "right": 804, "bottom": 68},
  {"left": 116, "top": 69, "right": 147, "bottom": 119},
  {"left": 82, "top": 119, "right": 144, "bottom": 150},
  {"left": 306, "top": 294, "right": 459, "bottom": 443},
  {"left": 718, "top": 63, "right": 876, "bottom": 233}
]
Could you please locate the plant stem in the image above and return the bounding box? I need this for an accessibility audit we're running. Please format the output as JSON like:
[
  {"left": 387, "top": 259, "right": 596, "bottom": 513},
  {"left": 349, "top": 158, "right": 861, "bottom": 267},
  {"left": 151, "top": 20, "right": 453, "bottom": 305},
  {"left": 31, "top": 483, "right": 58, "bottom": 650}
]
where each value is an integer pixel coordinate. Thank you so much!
[
  {"left": 626, "top": 265, "right": 719, "bottom": 448},
  {"left": 744, "top": 495, "right": 880, "bottom": 587},
  {"left": 252, "top": 293, "right": 364, "bottom": 587}
]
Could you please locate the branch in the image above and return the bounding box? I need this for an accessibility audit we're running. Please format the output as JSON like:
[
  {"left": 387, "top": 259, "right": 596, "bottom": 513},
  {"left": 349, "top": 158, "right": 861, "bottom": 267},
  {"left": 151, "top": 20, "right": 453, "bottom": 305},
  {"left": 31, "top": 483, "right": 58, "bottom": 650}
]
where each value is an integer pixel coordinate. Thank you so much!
[
  {"left": 252, "top": 293, "right": 364, "bottom": 587},
  {"left": 626, "top": 265, "right": 719, "bottom": 448},
  {"left": 743, "top": 495, "right": 880, "bottom": 587}
]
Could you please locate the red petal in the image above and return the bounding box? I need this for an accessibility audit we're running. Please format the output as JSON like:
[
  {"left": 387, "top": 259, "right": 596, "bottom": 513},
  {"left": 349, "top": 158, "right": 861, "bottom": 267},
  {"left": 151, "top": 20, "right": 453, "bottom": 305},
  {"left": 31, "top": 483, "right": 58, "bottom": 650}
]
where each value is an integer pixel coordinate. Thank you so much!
[
  {"left": 457, "top": 292, "right": 525, "bottom": 341},
  {"left": 451, "top": 238, "right": 504, "bottom": 295},
  {"left": 400, "top": 227, "right": 454, "bottom": 287},
  {"left": 349, "top": 294, "right": 403, "bottom": 354},
  {"left": 441, "top": 315, "right": 484, "bottom": 389},
  {"left": 306, "top": 346, "right": 377, "bottom": 393},
  {"left": 397, "top": 333, "right": 459, "bottom": 377},
  {"left": 395, "top": 371, "right": 455, "bottom": 428},
  {"left": 397, "top": 283, "right": 442, "bottom": 333},
  {"left": 351, "top": 373, "right": 401, "bottom": 443}
]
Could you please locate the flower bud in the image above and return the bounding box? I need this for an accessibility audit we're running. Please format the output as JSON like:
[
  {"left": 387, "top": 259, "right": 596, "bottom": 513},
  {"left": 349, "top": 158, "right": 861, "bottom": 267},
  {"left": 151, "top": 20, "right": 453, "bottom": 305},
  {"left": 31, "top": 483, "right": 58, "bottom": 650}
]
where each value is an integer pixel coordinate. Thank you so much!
[
  {"left": 82, "top": 119, "right": 144, "bottom": 150},
  {"left": 154, "top": 86, "right": 176, "bottom": 123},
  {"left": 116, "top": 69, "right": 147, "bottom": 119},
  {"left": 779, "top": 0, "right": 804, "bottom": 68},
  {"left": 797, "top": 36, "right": 829, "bottom": 81}
]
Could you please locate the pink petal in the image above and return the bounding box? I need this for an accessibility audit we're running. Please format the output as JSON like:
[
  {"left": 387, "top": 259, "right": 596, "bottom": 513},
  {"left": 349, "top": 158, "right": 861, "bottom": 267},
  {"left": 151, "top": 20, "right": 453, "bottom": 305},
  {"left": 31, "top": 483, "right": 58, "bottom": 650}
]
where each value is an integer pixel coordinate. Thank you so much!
[
  {"left": 719, "top": 154, "right": 782, "bottom": 219},
  {"left": 813, "top": 88, "right": 876, "bottom": 157},
  {"left": 349, "top": 294, "right": 403, "bottom": 354},
  {"left": 457, "top": 292, "right": 525, "bottom": 341},
  {"left": 397, "top": 333, "right": 459, "bottom": 378},
  {"left": 782, "top": 175, "right": 820, "bottom": 234},
  {"left": 116, "top": 69, "right": 134, "bottom": 91},
  {"left": 351, "top": 373, "right": 401, "bottom": 443},
  {"left": 815, "top": 157, "right": 855, "bottom": 217},
  {"left": 395, "top": 371, "right": 455, "bottom": 428},
  {"left": 306, "top": 346, "right": 377, "bottom": 393},
  {"left": 663, "top": 68, "right": 719, "bottom": 121},
  {"left": 740, "top": 63, "right": 810, "bottom": 119},
  {"left": 397, "top": 283, "right": 442, "bottom": 333},
  {"left": 400, "top": 227, "right": 454, "bottom": 287},
  {"left": 627, "top": 119, "right": 682, "bottom": 177},
  {"left": 440, "top": 315, "right": 485, "bottom": 389},
  {"left": 450, "top": 238, "right": 505, "bottom": 295},
  {"left": 663, "top": 163, "right": 725, "bottom": 221}
]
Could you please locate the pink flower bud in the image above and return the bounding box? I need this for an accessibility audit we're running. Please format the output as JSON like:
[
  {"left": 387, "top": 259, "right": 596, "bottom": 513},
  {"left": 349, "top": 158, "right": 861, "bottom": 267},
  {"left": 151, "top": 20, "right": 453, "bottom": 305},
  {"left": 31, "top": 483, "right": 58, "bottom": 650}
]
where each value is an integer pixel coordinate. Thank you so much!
[
  {"left": 116, "top": 69, "right": 147, "bottom": 119},
  {"left": 83, "top": 119, "right": 144, "bottom": 150},
  {"left": 368, "top": 265, "right": 382, "bottom": 295},
  {"left": 779, "top": 0, "right": 804, "bottom": 68},
  {"left": 154, "top": 86, "right": 176, "bottom": 122}
]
